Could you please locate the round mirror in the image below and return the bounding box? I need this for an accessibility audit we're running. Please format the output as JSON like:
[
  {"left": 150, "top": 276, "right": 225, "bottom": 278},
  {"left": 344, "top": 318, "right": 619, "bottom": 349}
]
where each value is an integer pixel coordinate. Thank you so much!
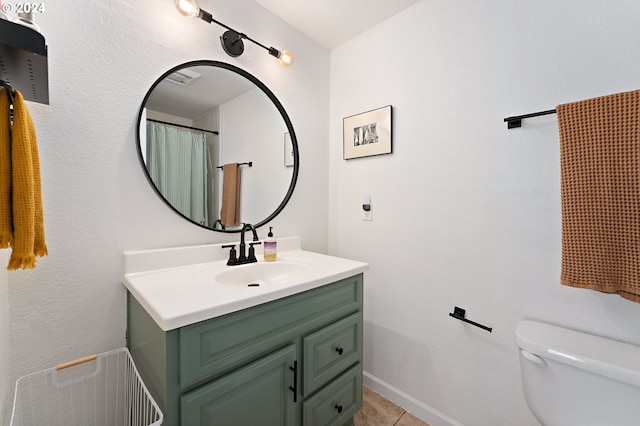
[{"left": 136, "top": 60, "right": 299, "bottom": 232}]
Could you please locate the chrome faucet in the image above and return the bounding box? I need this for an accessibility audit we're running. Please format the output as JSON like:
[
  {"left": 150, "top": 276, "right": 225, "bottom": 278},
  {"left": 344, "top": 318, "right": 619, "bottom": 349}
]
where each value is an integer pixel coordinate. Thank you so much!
[{"left": 222, "top": 223, "right": 261, "bottom": 265}]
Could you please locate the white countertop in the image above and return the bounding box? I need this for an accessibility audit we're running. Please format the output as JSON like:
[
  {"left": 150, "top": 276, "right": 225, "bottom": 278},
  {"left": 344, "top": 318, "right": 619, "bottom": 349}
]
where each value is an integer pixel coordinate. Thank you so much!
[{"left": 122, "top": 237, "right": 368, "bottom": 331}]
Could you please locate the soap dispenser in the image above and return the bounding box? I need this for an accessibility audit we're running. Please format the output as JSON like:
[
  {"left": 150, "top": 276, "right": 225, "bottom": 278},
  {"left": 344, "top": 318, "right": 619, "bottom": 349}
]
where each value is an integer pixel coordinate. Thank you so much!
[{"left": 263, "top": 227, "right": 277, "bottom": 262}]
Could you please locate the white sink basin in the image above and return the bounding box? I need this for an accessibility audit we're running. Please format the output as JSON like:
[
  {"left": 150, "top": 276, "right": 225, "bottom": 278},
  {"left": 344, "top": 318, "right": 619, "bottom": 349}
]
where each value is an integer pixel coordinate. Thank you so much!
[
  {"left": 202, "top": 261, "right": 313, "bottom": 287},
  {"left": 122, "top": 237, "right": 369, "bottom": 331}
]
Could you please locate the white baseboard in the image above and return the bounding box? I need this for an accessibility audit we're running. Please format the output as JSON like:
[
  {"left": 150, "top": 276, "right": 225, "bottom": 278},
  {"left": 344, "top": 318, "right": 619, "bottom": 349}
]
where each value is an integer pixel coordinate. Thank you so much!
[{"left": 363, "top": 371, "right": 464, "bottom": 426}]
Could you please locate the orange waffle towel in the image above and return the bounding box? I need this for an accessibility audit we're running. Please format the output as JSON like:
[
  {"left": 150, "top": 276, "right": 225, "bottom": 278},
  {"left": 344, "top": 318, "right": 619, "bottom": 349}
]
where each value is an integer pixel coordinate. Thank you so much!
[
  {"left": 557, "top": 89, "right": 640, "bottom": 302},
  {"left": 219, "top": 163, "right": 240, "bottom": 227},
  {"left": 0, "top": 89, "right": 47, "bottom": 269}
]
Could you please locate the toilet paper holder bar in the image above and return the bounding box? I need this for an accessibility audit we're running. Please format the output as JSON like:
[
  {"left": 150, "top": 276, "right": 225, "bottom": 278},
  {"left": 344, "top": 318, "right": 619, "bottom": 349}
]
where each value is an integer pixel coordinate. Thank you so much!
[{"left": 449, "top": 306, "right": 492, "bottom": 333}]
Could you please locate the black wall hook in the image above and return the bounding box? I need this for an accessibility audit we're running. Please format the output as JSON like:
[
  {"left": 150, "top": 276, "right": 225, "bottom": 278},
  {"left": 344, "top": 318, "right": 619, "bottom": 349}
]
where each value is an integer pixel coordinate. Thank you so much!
[
  {"left": 0, "top": 79, "right": 15, "bottom": 105},
  {"left": 449, "top": 306, "right": 492, "bottom": 333}
]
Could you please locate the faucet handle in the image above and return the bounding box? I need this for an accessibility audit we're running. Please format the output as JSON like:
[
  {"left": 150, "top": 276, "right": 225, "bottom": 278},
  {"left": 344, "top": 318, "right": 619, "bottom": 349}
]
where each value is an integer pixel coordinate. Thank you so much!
[
  {"left": 248, "top": 242, "right": 262, "bottom": 262},
  {"left": 222, "top": 244, "right": 237, "bottom": 265}
]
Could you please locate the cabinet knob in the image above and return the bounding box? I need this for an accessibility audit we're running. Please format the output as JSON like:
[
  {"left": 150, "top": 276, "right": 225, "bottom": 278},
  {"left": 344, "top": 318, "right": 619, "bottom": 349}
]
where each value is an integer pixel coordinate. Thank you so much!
[
  {"left": 335, "top": 347, "right": 344, "bottom": 356},
  {"left": 335, "top": 404, "right": 343, "bottom": 414}
]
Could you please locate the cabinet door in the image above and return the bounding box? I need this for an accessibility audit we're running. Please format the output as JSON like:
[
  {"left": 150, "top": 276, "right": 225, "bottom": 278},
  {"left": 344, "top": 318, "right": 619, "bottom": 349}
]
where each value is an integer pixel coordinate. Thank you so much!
[{"left": 180, "top": 344, "right": 297, "bottom": 426}]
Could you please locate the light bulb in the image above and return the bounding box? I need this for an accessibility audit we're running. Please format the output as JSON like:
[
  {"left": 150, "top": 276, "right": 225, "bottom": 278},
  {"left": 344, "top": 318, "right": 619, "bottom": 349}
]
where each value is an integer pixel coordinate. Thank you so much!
[
  {"left": 278, "top": 50, "right": 294, "bottom": 67},
  {"left": 175, "top": 0, "right": 199, "bottom": 18}
]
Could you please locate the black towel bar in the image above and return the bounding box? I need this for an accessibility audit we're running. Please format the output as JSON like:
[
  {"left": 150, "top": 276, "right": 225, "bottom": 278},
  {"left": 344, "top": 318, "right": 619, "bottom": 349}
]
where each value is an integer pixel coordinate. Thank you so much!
[
  {"left": 503, "top": 109, "right": 557, "bottom": 129},
  {"left": 216, "top": 162, "right": 252, "bottom": 170},
  {"left": 449, "top": 306, "right": 492, "bottom": 332}
]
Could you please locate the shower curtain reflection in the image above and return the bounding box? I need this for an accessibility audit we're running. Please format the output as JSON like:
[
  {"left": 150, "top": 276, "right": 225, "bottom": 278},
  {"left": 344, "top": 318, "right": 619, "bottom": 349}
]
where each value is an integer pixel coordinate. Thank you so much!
[{"left": 146, "top": 122, "right": 210, "bottom": 226}]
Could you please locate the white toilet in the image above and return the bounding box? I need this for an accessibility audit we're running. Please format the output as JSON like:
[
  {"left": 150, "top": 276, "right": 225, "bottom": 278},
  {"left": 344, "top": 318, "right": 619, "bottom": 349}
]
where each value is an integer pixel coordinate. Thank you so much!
[{"left": 515, "top": 320, "right": 640, "bottom": 426}]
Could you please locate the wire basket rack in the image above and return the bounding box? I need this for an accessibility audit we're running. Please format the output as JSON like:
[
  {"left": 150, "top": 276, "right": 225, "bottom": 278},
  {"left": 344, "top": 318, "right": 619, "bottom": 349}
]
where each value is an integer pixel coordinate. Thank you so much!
[{"left": 10, "top": 347, "right": 163, "bottom": 426}]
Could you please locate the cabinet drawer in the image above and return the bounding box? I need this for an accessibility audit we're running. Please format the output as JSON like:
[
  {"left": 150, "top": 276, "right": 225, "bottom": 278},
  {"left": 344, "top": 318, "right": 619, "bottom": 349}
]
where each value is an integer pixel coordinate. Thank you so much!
[
  {"left": 303, "top": 363, "right": 362, "bottom": 426},
  {"left": 179, "top": 275, "right": 363, "bottom": 389},
  {"left": 303, "top": 312, "right": 362, "bottom": 395}
]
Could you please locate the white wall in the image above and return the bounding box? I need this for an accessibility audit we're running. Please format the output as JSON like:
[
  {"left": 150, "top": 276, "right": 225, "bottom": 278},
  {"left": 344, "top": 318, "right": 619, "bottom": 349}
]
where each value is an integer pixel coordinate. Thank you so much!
[
  {"left": 329, "top": 1, "right": 640, "bottom": 425},
  {"left": 4, "top": 0, "right": 329, "bottom": 419},
  {"left": 221, "top": 88, "right": 293, "bottom": 225},
  {"left": 8, "top": 0, "right": 640, "bottom": 424},
  {"left": 0, "top": 251, "right": 7, "bottom": 421}
]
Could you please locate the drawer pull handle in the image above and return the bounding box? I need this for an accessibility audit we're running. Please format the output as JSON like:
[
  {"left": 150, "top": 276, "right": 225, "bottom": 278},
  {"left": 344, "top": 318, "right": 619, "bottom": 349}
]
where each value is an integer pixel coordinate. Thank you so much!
[
  {"left": 289, "top": 361, "right": 298, "bottom": 403},
  {"left": 335, "top": 404, "right": 343, "bottom": 414},
  {"left": 336, "top": 347, "right": 344, "bottom": 356}
]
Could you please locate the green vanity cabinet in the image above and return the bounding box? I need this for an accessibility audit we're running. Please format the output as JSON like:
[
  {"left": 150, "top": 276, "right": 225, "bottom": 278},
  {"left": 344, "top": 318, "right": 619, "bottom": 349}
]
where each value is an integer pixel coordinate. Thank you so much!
[{"left": 127, "top": 273, "right": 364, "bottom": 426}]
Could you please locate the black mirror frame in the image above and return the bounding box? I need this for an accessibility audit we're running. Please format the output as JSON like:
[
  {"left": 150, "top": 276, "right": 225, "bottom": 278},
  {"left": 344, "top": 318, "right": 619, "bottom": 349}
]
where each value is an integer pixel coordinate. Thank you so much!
[{"left": 136, "top": 60, "right": 299, "bottom": 233}]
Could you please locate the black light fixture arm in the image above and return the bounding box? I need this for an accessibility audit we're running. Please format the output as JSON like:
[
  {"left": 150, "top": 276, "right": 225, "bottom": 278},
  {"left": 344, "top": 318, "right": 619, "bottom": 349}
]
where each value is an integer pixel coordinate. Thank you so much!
[
  {"left": 197, "top": 8, "right": 213, "bottom": 23},
  {"left": 177, "top": 0, "right": 292, "bottom": 64},
  {"left": 200, "top": 9, "right": 236, "bottom": 35},
  {"left": 199, "top": 8, "right": 280, "bottom": 57}
]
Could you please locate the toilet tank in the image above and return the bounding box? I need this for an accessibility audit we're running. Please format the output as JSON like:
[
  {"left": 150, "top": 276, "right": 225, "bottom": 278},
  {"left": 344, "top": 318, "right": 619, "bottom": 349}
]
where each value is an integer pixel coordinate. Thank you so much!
[{"left": 515, "top": 320, "right": 640, "bottom": 426}]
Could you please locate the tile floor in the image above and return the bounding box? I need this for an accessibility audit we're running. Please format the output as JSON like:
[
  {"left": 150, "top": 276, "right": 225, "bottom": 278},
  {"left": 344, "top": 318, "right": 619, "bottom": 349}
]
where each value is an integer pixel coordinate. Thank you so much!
[{"left": 354, "top": 386, "right": 430, "bottom": 426}]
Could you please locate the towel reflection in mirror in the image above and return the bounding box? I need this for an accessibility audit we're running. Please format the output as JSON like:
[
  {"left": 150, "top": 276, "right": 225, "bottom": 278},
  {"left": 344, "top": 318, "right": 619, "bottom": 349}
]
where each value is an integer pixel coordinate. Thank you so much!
[{"left": 220, "top": 163, "right": 241, "bottom": 227}]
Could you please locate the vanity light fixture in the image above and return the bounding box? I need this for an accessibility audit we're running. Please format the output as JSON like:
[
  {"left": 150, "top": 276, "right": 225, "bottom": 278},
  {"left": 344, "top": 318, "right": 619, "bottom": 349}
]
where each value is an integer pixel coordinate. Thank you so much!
[{"left": 175, "top": 0, "right": 294, "bottom": 66}]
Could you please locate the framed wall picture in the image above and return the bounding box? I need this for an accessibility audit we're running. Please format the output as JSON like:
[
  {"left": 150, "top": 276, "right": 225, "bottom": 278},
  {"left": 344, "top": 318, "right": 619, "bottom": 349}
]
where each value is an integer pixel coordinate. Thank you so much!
[
  {"left": 284, "top": 132, "right": 294, "bottom": 167},
  {"left": 343, "top": 105, "right": 392, "bottom": 160}
]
